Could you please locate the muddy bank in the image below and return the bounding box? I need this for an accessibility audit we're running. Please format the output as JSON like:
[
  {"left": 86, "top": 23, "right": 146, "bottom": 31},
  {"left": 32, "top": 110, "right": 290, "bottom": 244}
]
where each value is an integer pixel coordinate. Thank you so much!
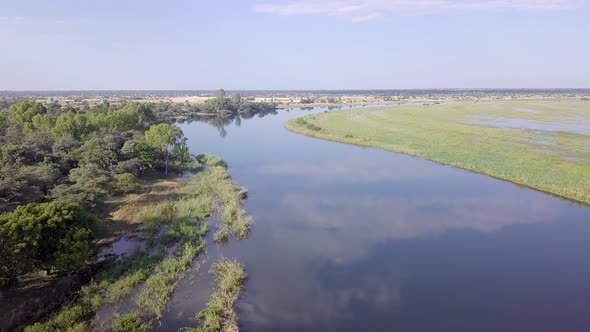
[{"left": 0, "top": 261, "right": 112, "bottom": 332}]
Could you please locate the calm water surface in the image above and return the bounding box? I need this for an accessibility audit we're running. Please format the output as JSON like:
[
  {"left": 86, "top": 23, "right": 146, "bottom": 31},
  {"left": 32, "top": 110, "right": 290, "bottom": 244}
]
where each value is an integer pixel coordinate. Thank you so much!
[{"left": 157, "top": 107, "right": 590, "bottom": 332}]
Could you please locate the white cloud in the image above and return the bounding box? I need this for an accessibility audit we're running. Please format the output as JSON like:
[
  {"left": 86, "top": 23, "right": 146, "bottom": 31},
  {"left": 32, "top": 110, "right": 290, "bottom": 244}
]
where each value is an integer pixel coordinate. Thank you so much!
[{"left": 255, "top": 0, "right": 588, "bottom": 21}]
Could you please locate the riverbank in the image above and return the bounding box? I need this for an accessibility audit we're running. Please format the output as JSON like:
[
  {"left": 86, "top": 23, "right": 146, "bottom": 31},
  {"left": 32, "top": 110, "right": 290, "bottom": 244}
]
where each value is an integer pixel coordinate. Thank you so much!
[
  {"left": 0, "top": 172, "right": 182, "bottom": 332},
  {"left": 20, "top": 158, "right": 250, "bottom": 331},
  {"left": 285, "top": 100, "right": 590, "bottom": 205}
]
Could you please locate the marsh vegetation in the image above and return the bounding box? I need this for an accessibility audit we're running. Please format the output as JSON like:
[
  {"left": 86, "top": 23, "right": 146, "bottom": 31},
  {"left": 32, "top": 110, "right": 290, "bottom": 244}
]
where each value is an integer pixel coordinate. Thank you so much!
[{"left": 187, "top": 259, "right": 247, "bottom": 332}]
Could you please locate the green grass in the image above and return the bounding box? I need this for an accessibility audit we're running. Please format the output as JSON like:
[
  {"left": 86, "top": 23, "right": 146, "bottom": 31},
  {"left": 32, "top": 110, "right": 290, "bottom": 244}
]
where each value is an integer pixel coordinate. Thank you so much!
[
  {"left": 107, "top": 264, "right": 155, "bottom": 303},
  {"left": 137, "top": 184, "right": 213, "bottom": 245},
  {"left": 134, "top": 164, "right": 251, "bottom": 320},
  {"left": 187, "top": 259, "right": 247, "bottom": 332},
  {"left": 213, "top": 225, "right": 230, "bottom": 244},
  {"left": 136, "top": 164, "right": 250, "bottom": 245},
  {"left": 197, "top": 154, "right": 229, "bottom": 169},
  {"left": 137, "top": 200, "right": 179, "bottom": 236},
  {"left": 188, "top": 166, "right": 252, "bottom": 239},
  {"left": 112, "top": 312, "right": 151, "bottom": 332},
  {"left": 285, "top": 100, "right": 590, "bottom": 205}
]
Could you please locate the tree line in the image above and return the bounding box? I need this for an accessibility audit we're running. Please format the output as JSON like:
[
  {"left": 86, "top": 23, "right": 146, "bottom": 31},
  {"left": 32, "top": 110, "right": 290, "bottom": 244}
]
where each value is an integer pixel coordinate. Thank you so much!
[
  {"left": 155, "top": 89, "right": 278, "bottom": 120},
  {"left": 0, "top": 100, "right": 190, "bottom": 287}
]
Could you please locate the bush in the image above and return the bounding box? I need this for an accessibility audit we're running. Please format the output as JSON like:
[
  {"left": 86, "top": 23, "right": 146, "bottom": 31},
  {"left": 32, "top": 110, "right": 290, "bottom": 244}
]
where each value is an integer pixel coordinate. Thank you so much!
[
  {"left": 196, "top": 154, "right": 228, "bottom": 169},
  {"left": 114, "top": 173, "right": 140, "bottom": 194},
  {"left": 113, "top": 158, "right": 143, "bottom": 177},
  {"left": 0, "top": 202, "right": 95, "bottom": 287},
  {"left": 68, "top": 164, "right": 112, "bottom": 196},
  {"left": 49, "top": 184, "right": 102, "bottom": 211},
  {"left": 294, "top": 118, "right": 322, "bottom": 131}
]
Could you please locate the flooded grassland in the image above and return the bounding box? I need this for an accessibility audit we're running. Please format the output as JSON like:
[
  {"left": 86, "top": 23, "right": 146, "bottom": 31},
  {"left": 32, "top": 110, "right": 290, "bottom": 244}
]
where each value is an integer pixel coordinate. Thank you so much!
[{"left": 285, "top": 100, "right": 590, "bottom": 205}]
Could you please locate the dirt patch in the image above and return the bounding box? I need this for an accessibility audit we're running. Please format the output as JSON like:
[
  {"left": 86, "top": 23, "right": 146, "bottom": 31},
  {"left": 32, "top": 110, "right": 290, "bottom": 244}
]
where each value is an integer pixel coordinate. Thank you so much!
[{"left": 0, "top": 262, "right": 108, "bottom": 332}]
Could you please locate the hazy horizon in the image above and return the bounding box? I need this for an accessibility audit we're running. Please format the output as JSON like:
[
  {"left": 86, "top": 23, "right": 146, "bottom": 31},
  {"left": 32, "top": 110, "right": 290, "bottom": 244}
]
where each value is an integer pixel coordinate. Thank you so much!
[
  {"left": 3, "top": 88, "right": 590, "bottom": 97},
  {"left": 2, "top": 0, "right": 590, "bottom": 90},
  {"left": 2, "top": 88, "right": 590, "bottom": 92}
]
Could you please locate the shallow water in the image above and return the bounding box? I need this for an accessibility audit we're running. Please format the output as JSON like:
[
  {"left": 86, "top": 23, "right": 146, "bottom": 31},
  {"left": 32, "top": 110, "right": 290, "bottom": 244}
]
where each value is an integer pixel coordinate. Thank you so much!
[
  {"left": 158, "top": 107, "right": 590, "bottom": 332},
  {"left": 466, "top": 117, "right": 590, "bottom": 136},
  {"left": 513, "top": 107, "right": 544, "bottom": 114},
  {"left": 98, "top": 235, "right": 146, "bottom": 259}
]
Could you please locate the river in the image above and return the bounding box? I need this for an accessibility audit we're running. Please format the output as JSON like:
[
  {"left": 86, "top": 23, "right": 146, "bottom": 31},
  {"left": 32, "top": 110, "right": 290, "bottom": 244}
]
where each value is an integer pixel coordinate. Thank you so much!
[{"left": 157, "top": 106, "right": 590, "bottom": 332}]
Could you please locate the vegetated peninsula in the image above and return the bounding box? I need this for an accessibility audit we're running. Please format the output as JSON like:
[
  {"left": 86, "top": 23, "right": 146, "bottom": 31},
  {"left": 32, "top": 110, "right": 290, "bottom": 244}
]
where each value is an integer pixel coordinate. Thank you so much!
[{"left": 285, "top": 99, "right": 590, "bottom": 205}]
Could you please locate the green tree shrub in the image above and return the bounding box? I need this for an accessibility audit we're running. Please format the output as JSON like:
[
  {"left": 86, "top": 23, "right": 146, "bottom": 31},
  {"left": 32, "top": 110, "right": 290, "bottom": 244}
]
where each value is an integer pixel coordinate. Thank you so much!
[
  {"left": 0, "top": 202, "right": 95, "bottom": 287},
  {"left": 114, "top": 173, "right": 140, "bottom": 194},
  {"left": 145, "top": 123, "right": 188, "bottom": 174}
]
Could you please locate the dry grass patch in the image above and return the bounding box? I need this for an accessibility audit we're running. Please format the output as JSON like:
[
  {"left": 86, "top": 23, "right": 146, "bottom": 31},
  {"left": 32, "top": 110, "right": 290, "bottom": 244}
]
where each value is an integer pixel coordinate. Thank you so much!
[{"left": 110, "top": 177, "right": 184, "bottom": 225}]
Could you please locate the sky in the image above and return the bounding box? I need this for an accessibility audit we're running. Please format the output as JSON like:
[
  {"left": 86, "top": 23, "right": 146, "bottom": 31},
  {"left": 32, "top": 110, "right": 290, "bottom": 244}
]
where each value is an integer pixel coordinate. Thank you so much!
[{"left": 1, "top": 0, "right": 589, "bottom": 90}]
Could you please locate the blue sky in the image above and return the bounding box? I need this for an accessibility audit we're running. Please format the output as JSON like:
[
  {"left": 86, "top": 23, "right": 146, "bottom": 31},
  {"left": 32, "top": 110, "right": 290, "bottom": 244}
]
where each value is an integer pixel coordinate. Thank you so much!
[{"left": 1, "top": 0, "right": 589, "bottom": 90}]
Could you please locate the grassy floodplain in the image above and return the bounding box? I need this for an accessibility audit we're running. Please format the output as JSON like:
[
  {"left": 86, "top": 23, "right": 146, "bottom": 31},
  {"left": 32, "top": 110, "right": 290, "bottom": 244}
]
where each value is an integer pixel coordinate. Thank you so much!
[{"left": 285, "top": 100, "right": 590, "bottom": 205}]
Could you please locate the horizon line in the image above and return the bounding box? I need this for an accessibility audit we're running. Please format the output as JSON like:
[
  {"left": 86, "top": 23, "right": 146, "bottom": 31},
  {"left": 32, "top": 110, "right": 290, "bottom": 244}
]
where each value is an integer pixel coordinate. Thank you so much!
[{"left": 1, "top": 88, "right": 590, "bottom": 93}]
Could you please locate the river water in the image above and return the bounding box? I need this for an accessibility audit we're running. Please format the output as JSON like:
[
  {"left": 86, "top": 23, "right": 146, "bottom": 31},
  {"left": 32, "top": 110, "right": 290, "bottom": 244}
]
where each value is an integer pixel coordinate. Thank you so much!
[{"left": 157, "top": 106, "right": 590, "bottom": 332}]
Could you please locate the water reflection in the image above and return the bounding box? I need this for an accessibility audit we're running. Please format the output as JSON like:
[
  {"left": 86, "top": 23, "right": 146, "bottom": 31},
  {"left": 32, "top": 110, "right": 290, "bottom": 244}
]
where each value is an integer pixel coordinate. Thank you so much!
[
  {"left": 174, "top": 106, "right": 286, "bottom": 138},
  {"left": 257, "top": 159, "right": 439, "bottom": 182},
  {"left": 241, "top": 268, "right": 403, "bottom": 329},
  {"left": 282, "top": 191, "right": 557, "bottom": 236}
]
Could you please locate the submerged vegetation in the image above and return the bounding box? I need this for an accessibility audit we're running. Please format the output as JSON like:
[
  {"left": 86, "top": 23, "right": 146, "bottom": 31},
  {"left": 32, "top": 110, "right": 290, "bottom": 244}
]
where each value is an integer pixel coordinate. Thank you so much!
[
  {"left": 286, "top": 100, "right": 590, "bottom": 205},
  {"left": 213, "top": 225, "right": 230, "bottom": 244},
  {"left": 190, "top": 166, "right": 252, "bottom": 239},
  {"left": 188, "top": 259, "right": 247, "bottom": 332},
  {"left": 136, "top": 242, "right": 206, "bottom": 318},
  {"left": 112, "top": 312, "right": 151, "bottom": 332},
  {"left": 25, "top": 252, "right": 159, "bottom": 332}
]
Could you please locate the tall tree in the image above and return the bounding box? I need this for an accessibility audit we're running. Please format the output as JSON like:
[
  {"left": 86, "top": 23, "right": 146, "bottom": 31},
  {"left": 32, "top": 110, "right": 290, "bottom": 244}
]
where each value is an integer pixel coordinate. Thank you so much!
[
  {"left": 215, "top": 89, "right": 228, "bottom": 111},
  {"left": 231, "top": 94, "right": 242, "bottom": 109},
  {"left": 217, "top": 88, "right": 226, "bottom": 100},
  {"left": 145, "top": 124, "right": 188, "bottom": 174}
]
